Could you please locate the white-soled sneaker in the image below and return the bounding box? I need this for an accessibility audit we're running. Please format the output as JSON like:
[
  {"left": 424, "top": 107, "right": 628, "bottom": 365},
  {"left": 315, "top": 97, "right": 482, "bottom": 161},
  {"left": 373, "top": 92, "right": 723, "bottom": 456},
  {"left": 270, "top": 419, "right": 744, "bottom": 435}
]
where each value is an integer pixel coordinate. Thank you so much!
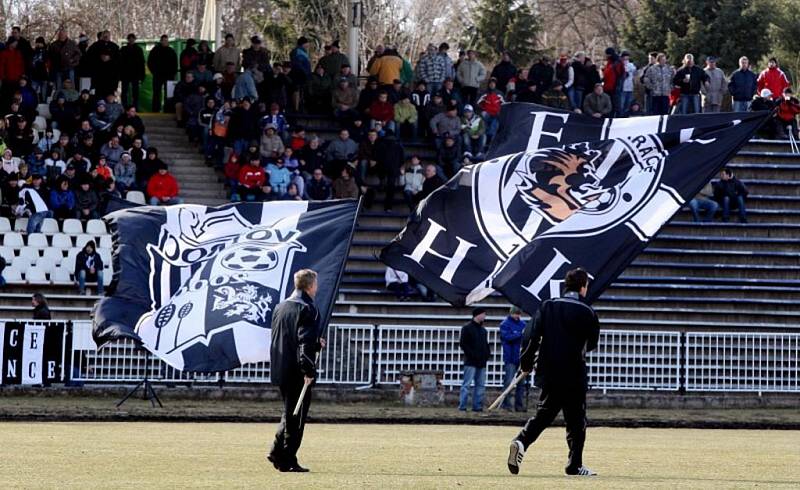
[
  {"left": 507, "top": 440, "right": 525, "bottom": 475},
  {"left": 567, "top": 465, "right": 597, "bottom": 476}
]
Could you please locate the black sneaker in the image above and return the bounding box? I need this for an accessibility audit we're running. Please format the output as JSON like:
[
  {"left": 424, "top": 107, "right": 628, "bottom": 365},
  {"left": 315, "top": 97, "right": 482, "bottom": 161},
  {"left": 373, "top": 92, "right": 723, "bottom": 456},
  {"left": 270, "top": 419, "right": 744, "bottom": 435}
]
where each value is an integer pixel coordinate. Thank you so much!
[{"left": 287, "top": 464, "right": 310, "bottom": 473}]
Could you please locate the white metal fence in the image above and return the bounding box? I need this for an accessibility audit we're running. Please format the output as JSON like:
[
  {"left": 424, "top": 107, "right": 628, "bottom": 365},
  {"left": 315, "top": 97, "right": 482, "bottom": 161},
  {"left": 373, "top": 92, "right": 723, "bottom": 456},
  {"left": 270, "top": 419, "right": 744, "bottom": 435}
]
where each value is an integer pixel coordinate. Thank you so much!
[
  {"left": 18, "top": 320, "right": 800, "bottom": 393},
  {"left": 685, "top": 332, "right": 800, "bottom": 393}
]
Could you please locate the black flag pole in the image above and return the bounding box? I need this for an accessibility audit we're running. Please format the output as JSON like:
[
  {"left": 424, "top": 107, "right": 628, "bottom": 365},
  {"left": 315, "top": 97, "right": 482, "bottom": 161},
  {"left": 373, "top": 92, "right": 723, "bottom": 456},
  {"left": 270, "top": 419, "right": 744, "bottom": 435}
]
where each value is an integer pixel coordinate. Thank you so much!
[{"left": 293, "top": 197, "right": 363, "bottom": 416}]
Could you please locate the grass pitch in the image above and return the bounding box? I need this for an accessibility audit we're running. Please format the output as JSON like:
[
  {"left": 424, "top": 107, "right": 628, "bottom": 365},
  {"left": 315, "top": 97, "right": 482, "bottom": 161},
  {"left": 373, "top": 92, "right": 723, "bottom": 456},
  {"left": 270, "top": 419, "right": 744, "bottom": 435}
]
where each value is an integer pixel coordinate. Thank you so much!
[{"left": 1, "top": 422, "right": 797, "bottom": 489}]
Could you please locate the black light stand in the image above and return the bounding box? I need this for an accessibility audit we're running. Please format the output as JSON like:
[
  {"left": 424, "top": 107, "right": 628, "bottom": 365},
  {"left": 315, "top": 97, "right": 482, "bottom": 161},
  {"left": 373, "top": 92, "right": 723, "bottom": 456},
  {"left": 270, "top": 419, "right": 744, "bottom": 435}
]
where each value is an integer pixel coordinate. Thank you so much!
[{"left": 116, "top": 348, "right": 163, "bottom": 408}]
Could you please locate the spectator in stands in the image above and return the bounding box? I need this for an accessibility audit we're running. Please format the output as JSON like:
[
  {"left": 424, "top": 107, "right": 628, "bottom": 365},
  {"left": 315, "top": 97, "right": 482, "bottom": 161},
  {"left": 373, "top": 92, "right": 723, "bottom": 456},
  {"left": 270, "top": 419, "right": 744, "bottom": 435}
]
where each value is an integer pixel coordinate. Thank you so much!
[
  {"left": 17, "top": 175, "right": 51, "bottom": 233},
  {"left": 174, "top": 71, "right": 198, "bottom": 126},
  {"left": 38, "top": 129, "right": 58, "bottom": 154},
  {"left": 289, "top": 36, "right": 312, "bottom": 112},
  {"left": 500, "top": 306, "right": 527, "bottom": 411},
  {"left": 643, "top": 53, "right": 674, "bottom": 116},
  {"left": 460, "top": 104, "right": 486, "bottom": 157},
  {"left": 0, "top": 38, "right": 26, "bottom": 107},
  {"left": 325, "top": 128, "right": 358, "bottom": 175},
  {"left": 317, "top": 40, "right": 350, "bottom": 84},
  {"left": 119, "top": 33, "right": 145, "bottom": 110},
  {"left": 266, "top": 157, "right": 291, "bottom": 194},
  {"left": 619, "top": 51, "right": 636, "bottom": 115},
  {"left": 332, "top": 77, "right": 359, "bottom": 122},
  {"left": 394, "top": 94, "right": 418, "bottom": 142},
  {"left": 113, "top": 152, "right": 136, "bottom": 193},
  {"left": 701, "top": 56, "right": 727, "bottom": 113},
  {"left": 213, "top": 34, "right": 240, "bottom": 73},
  {"left": 27, "top": 148, "right": 47, "bottom": 178},
  {"left": 233, "top": 65, "right": 260, "bottom": 102},
  {"left": 583, "top": 83, "right": 612, "bottom": 118},
  {"left": 32, "top": 293, "right": 51, "bottom": 319},
  {"left": 713, "top": 168, "right": 748, "bottom": 223},
  {"left": 281, "top": 182, "right": 302, "bottom": 201},
  {"left": 137, "top": 147, "right": 161, "bottom": 190},
  {"left": 74, "top": 177, "right": 99, "bottom": 219},
  {"left": 438, "top": 77, "right": 463, "bottom": 111},
  {"left": 541, "top": 80, "right": 573, "bottom": 111},
  {"left": 728, "top": 56, "right": 758, "bottom": 112},
  {"left": 757, "top": 58, "right": 790, "bottom": 101},
  {"left": 673, "top": 54, "right": 709, "bottom": 114},
  {"left": 414, "top": 163, "right": 444, "bottom": 205},
  {"left": 401, "top": 155, "right": 424, "bottom": 210},
  {"left": 74, "top": 240, "right": 104, "bottom": 295},
  {"left": 49, "top": 93, "right": 77, "bottom": 133},
  {"left": 332, "top": 165, "right": 359, "bottom": 199},
  {"left": 357, "top": 76, "right": 381, "bottom": 114},
  {"left": 147, "top": 163, "right": 182, "bottom": 205},
  {"left": 385, "top": 266, "right": 414, "bottom": 300},
  {"left": 776, "top": 87, "right": 800, "bottom": 139},
  {"left": 374, "top": 128, "right": 403, "bottom": 212},
  {"left": 430, "top": 102, "right": 460, "bottom": 150},
  {"left": 298, "top": 135, "right": 325, "bottom": 176},
  {"left": 459, "top": 307, "right": 490, "bottom": 412},
  {"left": 369, "top": 47, "right": 403, "bottom": 86},
  {"left": 455, "top": 50, "right": 487, "bottom": 106},
  {"left": 100, "top": 135, "right": 123, "bottom": 167},
  {"left": 89, "top": 101, "right": 113, "bottom": 136},
  {"left": 91, "top": 49, "right": 119, "bottom": 99},
  {"left": 94, "top": 155, "right": 113, "bottom": 181},
  {"left": 553, "top": 51, "right": 574, "bottom": 101},
  {"left": 238, "top": 155, "right": 267, "bottom": 201},
  {"left": 627, "top": 101, "right": 644, "bottom": 117},
  {"left": 477, "top": 78, "right": 504, "bottom": 142},
  {"left": 416, "top": 44, "right": 444, "bottom": 95},
  {"left": 490, "top": 51, "right": 517, "bottom": 94},
  {"left": 49, "top": 29, "right": 81, "bottom": 89},
  {"left": 147, "top": 35, "right": 178, "bottom": 113},
  {"left": 304, "top": 168, "right": 331, "bottom": 200},
  {"left": 260, "top": 125, "right": 285, "bottom": 162},
  {"left": 688, "top": 182, "right": 718, "bottom": 223},
  {"left": 50, "top": 176, "right": 75, "bottom": 220},
  {"left": 1, "top": 174, "right": 20, "bottom": 217},
  {"left": 7, "top": 117, "right": 34, "bottom": 156},
  {"left": 45, "top": 149, "right": 66, "bottom": 180},
  {"left": 368, "top": 90, "right": 396, "bottom": 134}
]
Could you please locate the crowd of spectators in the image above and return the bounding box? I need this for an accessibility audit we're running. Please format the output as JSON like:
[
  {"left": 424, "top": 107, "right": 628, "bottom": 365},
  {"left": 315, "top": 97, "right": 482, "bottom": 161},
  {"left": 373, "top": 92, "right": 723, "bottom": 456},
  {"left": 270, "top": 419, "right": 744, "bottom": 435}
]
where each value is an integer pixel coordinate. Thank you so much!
[{"left": 0, "top": 27, "right": 186, "bottom": 234}]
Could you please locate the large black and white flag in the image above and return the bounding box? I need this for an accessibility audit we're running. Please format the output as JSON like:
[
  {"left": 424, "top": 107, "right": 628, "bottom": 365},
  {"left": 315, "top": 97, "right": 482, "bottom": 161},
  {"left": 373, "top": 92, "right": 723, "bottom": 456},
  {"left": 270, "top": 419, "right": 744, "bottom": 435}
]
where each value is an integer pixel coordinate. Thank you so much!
[
  {"left": 381, "top": 111, "right": 768, "bottom": 311},
  {"left": 93, "top": 200, "right": 359, "bottom": 372},
  {"left": 487, "top": 102, "right": 766, "bottom": 159}
]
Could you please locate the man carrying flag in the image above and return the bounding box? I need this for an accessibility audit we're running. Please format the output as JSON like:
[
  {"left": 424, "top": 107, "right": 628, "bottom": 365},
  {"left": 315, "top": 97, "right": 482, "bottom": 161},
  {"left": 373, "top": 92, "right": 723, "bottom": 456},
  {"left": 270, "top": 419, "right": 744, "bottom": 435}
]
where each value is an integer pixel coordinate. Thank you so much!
[
  {"left": 268, "top": 269, "right": 326, "bottom": 473},
  {"left": 507, "top": 267, "right": 599, "bottom": 477}
]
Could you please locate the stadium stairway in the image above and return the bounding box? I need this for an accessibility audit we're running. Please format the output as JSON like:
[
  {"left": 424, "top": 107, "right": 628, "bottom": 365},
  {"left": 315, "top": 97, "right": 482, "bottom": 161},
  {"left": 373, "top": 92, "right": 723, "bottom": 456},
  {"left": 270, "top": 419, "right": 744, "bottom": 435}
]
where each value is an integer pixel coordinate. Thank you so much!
[
  {"left": 140, "top": 113, "right": 227, "bottom": 206},
  {"left": 1, "top": 112, "right": 799, "bottom": 335}
]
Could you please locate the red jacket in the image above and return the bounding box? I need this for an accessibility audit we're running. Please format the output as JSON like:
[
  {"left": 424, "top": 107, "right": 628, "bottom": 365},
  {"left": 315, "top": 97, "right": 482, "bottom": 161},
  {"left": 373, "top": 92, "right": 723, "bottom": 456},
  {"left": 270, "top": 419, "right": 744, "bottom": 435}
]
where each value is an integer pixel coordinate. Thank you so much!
[
  {"left": 776, "top": 96, "right": 800, "bottom": 122},
  {"left": 757, "top": 67, "right": 790, "bottom": 100},
  {"left": 602, "top": 58, "right": 624, "bottom": 94},
  {"left": 224, "top": 156, "right": 241, "bottom": 181},
  {"left": 147, "top": 172, "right": 180, "bottom": 200},
  {"left": 478, "top": 91, "right": 504, "bottom": 117},
  {"left": 238, "top": 165, "right": 266, "bottom": 188},
  {"left": 0, "top": 48, "right": 25, "bottom": 82},
  {"left": 368, "top": 99, "right": 395, "bottom": 122}
]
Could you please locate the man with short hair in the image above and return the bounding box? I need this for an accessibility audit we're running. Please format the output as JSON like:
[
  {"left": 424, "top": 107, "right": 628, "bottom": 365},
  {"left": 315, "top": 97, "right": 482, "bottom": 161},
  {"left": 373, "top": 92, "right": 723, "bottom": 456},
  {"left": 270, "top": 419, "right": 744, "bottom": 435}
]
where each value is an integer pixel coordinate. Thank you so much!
[
  {"left": 147, "top": 35, "right": 178, "bottom": 113},
  {"left": 757, "top": 57, "right": 790, "bottom": 101},
  {"left": 119, "top": 34, "right": 146, "bottom": 110},
  {"left": 673, "top": 53, "right": 709, "bottom": 114},
  {"left": 728, "top": 56, "right": 758, "bottom": 112},
  {"left": 713, "top": 168, "right": 748, "bottom": 223},
  {"left": 643, "top": 53, "right": 674, "bottom": 116},
  {"left": 508, "top": 267, "right": 600, "bottom": 477},
  {"left": 582, "top": 83, "right": 612, "bottom": 118},
  {"left": 500, "top": 306, "right": 527, "bottom": 412},
  {"left": 457, "top": 50, "right": 487, "bottom": 106},
  {"left": 702, "top": 56, "right": 727, "bottom": 113},
  {"left": 458, "top": 307, "right": 491, "bottom": 412},
  {"left": 269, "top": 269, "right": 325, "bottom": 472},
  {"left": 213, "top": 33, "right": 240, "bottom": 73}
]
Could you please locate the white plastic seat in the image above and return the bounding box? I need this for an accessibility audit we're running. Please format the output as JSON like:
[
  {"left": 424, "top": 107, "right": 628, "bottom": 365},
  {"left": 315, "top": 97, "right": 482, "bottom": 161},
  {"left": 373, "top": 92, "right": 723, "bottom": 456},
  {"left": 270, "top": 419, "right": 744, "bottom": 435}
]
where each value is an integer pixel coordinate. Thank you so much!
[
  {"left": 25, "top": 266, "right": 49, "bottom": 285},
  {"left": 0, "top": 217, "right": 10, "bottom": 232},
  {"left": 86, "top": 219, "right": 107, "bottom": 235},
  {"left": 51, "top": 266, "right": 73, "bottom": 285},
  {"left": 51, "top": 233, "right": 73, "bottom": 250},
  {"left": 99, "top": 235, "right": 113, "bottom": 249},
  {"left": 42, "top": 247, "right": 64, "bottom": 265},
  {"left": 102, "top": 271, "right": 112, "bottom": 286},
  {"left": 126, "top": 190, "right": 146, "bottom": 204},
  {"left": 75, "top": 235, "right": 94, "bottom": 249},
  {"left": 0, "top": 246, "right": 15, "bottom": 265},
  {"left": 13, "top": 218, "right": 28, "bottom": 232},
  {"left": 62, "top": 219, "right": 84, "bottom": 235},
  {"left": 37, "top": 103, "right": 51, "bottom": 119},
  {"left": 41, "top": 218, "right": 60, "bottom": 234},
  {"left": 33, "top": 115, "right": 47, "bottom": 132},
  {"left": 27, "top": 233, "right": 49, "bottom": 249},
  {"left": 66, "top": 248, "right": 81, "bottom": 269},
  {"left": 35, "top": 257, "right": 58, "bottom": 274},
  {"left": 16, "top": 247, "right": 40, "bottom": 266},
  {"left": 4, "top": 232, "right": 24, "bottom": 249},
  {"left": 98, "top": 248, "right": 112, "bottom": 268},
  {"left": 2, "top": 266, "right": 23, "bottom": 283}
]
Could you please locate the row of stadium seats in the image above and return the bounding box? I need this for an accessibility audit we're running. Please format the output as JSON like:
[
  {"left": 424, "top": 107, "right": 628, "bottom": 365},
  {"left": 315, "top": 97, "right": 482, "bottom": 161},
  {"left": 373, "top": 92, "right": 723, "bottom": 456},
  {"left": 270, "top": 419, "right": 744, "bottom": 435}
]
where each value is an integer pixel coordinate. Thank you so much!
[
  {"left": 0, "top": 247, "right": 112, "bottom": 269},
  {"left": 0, "top": 217, "right": 109, "bottom": 236},
  {"left": 2, "top": 232, "right": 112, "bottom": 251},
  {"left": 2, "top": 264, "right": 112, "bottom": 286}
]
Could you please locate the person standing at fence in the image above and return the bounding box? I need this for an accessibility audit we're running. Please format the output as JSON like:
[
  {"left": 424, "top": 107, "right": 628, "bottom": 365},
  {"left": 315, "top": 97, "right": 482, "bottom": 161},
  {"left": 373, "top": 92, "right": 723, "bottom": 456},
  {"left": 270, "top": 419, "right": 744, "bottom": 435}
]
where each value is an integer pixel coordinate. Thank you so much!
[
  {"left": 268, "top": 269, "right": 326, "bottom": 473},
  {"left": 500, "top": 306, "right": 527, "bottom": 412},
  {"left": 507, "top": 267, "right": 600, "bottom": 477},
  {"left": 31, "top": 293, "right": 51, "bottom": 320},
  {"left": 458, "top": 307, "right": 490, "bottom": 412}
]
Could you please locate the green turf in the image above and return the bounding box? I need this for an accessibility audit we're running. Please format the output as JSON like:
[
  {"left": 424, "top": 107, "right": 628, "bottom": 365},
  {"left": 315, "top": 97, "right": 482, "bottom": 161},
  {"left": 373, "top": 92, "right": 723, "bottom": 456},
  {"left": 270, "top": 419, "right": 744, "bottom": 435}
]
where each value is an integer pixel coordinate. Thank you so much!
[{"left": 0, "top": 422, "right": 797, "bottom": 488}]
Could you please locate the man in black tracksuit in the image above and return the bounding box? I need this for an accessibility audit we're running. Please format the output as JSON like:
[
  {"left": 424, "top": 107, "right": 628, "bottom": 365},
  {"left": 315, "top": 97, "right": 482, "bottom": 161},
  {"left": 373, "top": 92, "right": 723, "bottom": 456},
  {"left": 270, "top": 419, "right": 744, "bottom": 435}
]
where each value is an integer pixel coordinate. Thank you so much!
[
  {"left": 507, "top": 267, "right": 600, "bottom": 477},
  {"left": 268, "top": 269, "right": 325, "bottom": 472}
]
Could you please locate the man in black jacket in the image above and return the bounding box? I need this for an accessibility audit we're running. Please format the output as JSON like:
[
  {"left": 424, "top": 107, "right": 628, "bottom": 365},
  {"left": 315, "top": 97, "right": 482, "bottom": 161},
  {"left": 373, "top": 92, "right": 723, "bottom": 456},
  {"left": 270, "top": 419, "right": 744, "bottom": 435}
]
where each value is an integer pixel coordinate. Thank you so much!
[
  {"left": 508, "top": 267, "right": 599, "bottom": 477},
  {"left": 268, "top": 269, "right": 325, "bottom": 472},
  {"left": 713, "top": 168, "right": 749, "bottom": 223},
  {"left": 147, "top": 35, "right": 178, "bottom": 113},
  {"left": 458, "top": 307, "right": 490, "bottom": 411},
  {"left": 119, "top": 34, "right": 145, "bottom": 110}
]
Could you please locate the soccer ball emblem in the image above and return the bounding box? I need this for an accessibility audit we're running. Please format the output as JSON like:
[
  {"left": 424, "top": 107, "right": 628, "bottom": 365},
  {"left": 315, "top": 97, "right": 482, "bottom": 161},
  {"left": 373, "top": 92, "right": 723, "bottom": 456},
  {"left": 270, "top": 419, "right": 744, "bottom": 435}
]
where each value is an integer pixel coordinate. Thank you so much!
[{"left": 220, "top": 245, "right": 279, "bottom": 271}]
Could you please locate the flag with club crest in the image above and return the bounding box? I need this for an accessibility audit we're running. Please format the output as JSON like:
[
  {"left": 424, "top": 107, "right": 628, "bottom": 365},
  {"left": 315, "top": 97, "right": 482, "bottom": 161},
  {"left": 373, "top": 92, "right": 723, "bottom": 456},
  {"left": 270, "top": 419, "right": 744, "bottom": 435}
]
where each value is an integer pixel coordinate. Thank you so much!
[
  {"left": 380, "top": 109, "right": 769, "bottom": 313},
  {"left": 93, "top": 200, "right": 359, "bottom": 372}
]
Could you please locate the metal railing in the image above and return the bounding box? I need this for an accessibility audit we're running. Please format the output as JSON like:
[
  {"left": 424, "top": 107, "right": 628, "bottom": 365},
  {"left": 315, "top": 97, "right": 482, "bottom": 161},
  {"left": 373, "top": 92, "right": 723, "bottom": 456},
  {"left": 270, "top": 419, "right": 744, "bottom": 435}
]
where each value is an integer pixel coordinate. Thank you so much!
[{"left": 10, "top": 320, "right": 798, "bottom": 393}]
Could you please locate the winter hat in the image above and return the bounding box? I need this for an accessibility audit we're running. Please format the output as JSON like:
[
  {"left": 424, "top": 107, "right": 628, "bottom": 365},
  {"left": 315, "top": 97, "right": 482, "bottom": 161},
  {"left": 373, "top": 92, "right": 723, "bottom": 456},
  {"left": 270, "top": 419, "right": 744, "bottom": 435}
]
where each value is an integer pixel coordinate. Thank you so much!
[
  {"left": 463, "top": 104, "right": 474, "bottom": 113},
  {"left": 471, "top": 307, "right": 486, "bottom": 318},
  {"left": 297, "top": 36, "right": 309, "bottom": 46},
  {"left": 213, "top": 73, "right": 224, "bottom": 81}
]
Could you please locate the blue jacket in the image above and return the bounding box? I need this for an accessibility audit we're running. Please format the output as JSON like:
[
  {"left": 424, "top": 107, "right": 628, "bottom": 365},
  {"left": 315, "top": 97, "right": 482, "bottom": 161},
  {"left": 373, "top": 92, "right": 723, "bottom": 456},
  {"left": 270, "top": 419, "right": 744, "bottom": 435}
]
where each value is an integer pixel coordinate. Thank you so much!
[
  {"left": 499, "top": 315, "right": 526, "bottom": 365},
  {"left": 728, "top": 69, "right": 758, "bottom": 102}
]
